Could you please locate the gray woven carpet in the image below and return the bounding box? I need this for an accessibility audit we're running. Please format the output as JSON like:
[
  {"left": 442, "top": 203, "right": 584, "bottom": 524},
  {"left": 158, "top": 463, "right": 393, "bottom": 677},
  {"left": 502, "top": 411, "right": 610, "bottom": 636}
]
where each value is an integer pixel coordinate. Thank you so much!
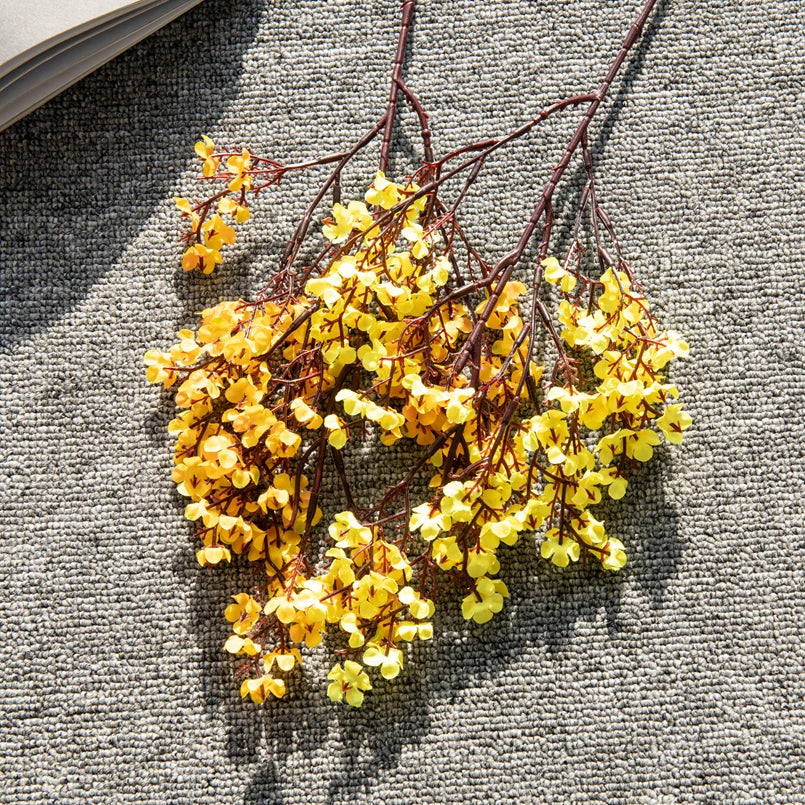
[{"left": 1, "top": 0, "right": 804, "bottom": 802}]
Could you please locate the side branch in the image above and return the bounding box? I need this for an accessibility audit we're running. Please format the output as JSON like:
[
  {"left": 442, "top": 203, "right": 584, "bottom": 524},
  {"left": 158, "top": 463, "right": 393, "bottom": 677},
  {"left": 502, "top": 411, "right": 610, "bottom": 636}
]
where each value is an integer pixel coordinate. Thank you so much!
[{"left": 454, "top": 0, "right": 660, "bottom": 374}]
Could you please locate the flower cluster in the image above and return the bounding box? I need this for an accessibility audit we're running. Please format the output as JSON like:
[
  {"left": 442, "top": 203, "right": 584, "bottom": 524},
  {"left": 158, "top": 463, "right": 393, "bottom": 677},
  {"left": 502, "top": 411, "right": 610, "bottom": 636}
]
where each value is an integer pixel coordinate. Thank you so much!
[
  {"left": 146, "top": 144, "right": 691, "bottom": 706},
  {"left": 171, "top": 136, "right": 259, "bottom": 274}
]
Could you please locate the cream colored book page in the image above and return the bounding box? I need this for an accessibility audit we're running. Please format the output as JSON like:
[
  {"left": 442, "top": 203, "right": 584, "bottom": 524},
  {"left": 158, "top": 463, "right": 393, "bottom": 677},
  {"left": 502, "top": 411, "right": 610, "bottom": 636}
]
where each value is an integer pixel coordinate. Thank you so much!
[{"left": 0, "top": 0, "right": 142, "bottom": 73}]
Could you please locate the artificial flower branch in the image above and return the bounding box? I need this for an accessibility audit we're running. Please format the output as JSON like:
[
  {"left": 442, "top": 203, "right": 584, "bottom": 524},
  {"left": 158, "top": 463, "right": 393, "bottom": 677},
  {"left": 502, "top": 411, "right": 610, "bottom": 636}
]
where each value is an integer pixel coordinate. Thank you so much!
[{"left": 146, "top": 0, "right": 690, "bottom": 707}]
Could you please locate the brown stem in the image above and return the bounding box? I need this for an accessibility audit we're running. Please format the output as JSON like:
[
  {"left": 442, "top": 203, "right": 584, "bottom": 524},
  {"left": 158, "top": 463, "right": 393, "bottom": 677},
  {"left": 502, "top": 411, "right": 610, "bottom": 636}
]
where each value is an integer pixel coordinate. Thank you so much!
[
  {"left": 279, "top": 116, "right": 386, "bottom": 277},
  {"left": 581, "top": 130, "right": 613, "bottom": 273},
  {"left": 396, "top": 77, "right": 434, "bottom": 164},
  {"left": 331, "top": 447, "right": 357, "bottom": 513},
  {"left": 454, "top": 0, "right": 660, "bottom": 376},
  {"left": 380, "top": 0, "right": 417, "bottom": 173}
]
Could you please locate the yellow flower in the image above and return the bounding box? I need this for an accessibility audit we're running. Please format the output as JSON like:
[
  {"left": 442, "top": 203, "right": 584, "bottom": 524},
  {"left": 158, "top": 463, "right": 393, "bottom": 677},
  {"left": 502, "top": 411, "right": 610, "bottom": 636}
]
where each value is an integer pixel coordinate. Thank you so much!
[
  {"left": 439, "top": 481, "right": 474, "bottom": 523},
  {"left": 600, "top": 538, "right": 628, "bottom": 571},
  {"left": 624, "top": 428, "right": 662, "bottom": 462},
  {"left": 527, "top": 409, "right": 570, "bottom": 464},
  {"left": 542, "top": 255, "right": 576, "bottom": 292},
  {"left": 264, "top": 647, "right": 303, "bottom": 672},
  {"left": 461, "top": 577, "right": 508, "bottom": 625},
  {"left": 430, "top": 536, "right": 462, "bottom": 568},
  {"left": 466, "top": 547, "right": 500, "bottom": 579},
  {"left": 181, "top": 243, "right": 222, "bottom": 274},
  {"left": 445, "top": 388, "right": 475, "bottom": 425},
  {"left": 398, "top": 585, "right": 434, "bottom": 620},
  {"left": 196, "top": 545, "right": 232, "bottom": 566},
  {"left": 574, "top": 513, "right": 608, "bottom": 548},
  {"left": 174, "top": 196, "right": 193, "bottom": 215},
  {"left": 218, "top": 196, "right": 251, "bottom": 222},
  {"left": 346, "top": 200, "right": 374, "bottom": 230},
  {"left": 569, "top": 470, "right": 603, "bottom": 507},
  {"left": 365, "top": 171, "right": 401, "bottom": 209},
  {"left": 305, "top": 275, "right": 343, "bottom": 308},
  {"left": 240, "top": 674, "right": 286, "bottom": 704},
  {"left": 202, "top": 214, "right": 236, "bottom": 251},
  {"left": 194, "top": 134, "right": 219, "bottom": 177},
  {"left": 322, "top": 341, "right": 357, "bottom": 369},
  {"left": 324, "top": 414, "right": 349, "bottom": 449},
  {"left": 226, "top": 149, "right": 252, "bottom": 192},
  {"left": 540, "top": 529, "right": 580, "bottom": 568},
  {"left": 656, "top": 404, "right": 692, "bottom": 444},
  {"left": 599, "top": 467, "right": 629, "bottom": 499},
  {"left": 356, "top": 340, "right": 388, "bottom": 372},
  {"left": 596, "top": 429, "right": 631, "bottom": 465},
  {"left": 224, "top": 635, "right": 261, "bottom": 656},
  {"left": 568, "top": 312, "right": 611, "bottom": 353},
  {"left": 327, "top": 661, "right": 372, "bottom": 707},
  {"left": 328, "top": 511, "right": 373, "bottom": 549},
  {"left": 174, "top": 197, "right": 201, "bottom": 232},
  {"left": 479, "top": 518, "right": 521, "bottom": 551},
  {"left": 227, "top": 404, "right": 275, "bottom": 448},
  {"left": 597, "top": 267, "right": 627, "bottom": 304},
  {"left": 402, "top": 222, "right": 430, "bottom": 259},
  {"left": 224, "top": 593, "right": 261, "bottom": 634},
  {"left": 363, "top": 645, "right": 404, "bottom": 680},
  {"left": 290, "top": 397, "right": 323, "bottom": 429},
  {"left": 431, "top": 255, "right": 451, "bottom": 286},
  {"left": 409, "top": 501, "right": 451, "bottom": 542},
  {"left": 322, "top": 203, "right": 355, "bottom": 244},
  {"left": 144, "top": 350, "right": 175, "bottom": 387},
  {"left": 224, "top": 377, "right": 262, "bottom": 405}
]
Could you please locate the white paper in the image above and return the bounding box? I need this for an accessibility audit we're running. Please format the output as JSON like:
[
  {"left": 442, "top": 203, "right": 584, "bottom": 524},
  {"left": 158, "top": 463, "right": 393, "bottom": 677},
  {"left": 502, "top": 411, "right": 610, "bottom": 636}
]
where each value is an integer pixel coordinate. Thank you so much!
[{"left": 0, "top": 0, "right": 204, "bottom": 131}]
